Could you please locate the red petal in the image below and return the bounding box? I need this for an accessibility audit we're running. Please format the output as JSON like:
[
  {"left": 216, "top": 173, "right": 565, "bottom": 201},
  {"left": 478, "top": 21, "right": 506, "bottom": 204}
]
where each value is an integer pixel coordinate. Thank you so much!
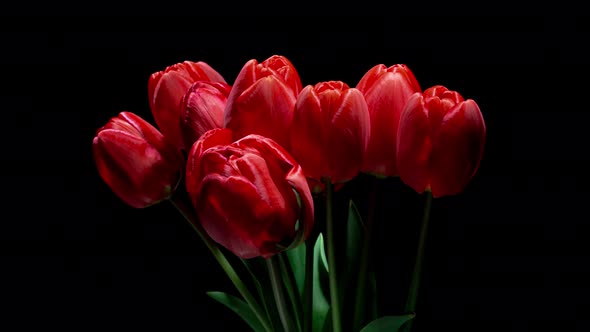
[
  {"left": 197, "top": 174, "right": 270, "bottom": 258},
  {"left": 356, "top": 64, "right": 387, "bottom": 93},
  {"left": 262, "top": 55, "right": 302, "bottom": 95},
  {"left": 290, "top": 86, "right": 328, "bottom": 181},
  {"left": 181, "top": 81, "right": 229, "bottom": 150},
  {"left": 148, "top": 71, "right": 164, "bottom": 113},
  {"left": 150, "top": 70, "right": 193, "bottom": 148},
  {"left": 184, "top": 61, "right": 227, "bottom": 84},
  {"left": 396, "top": 93, "right": 431, "bottom": 194},
  {"left": 361, "top": 69, "right": 421, "bottom": 176},
  {"left": 224, "top": 59, "right": 259, "bottom": 125},
  {"left": 93, "top": 130, "right": 172, "bottom": 208},
  {"left": 239, "top": 135, "right": 314, "bottom": 241},
  {"left": 429, "top": 99, "right": 486, "bottom": 197},
  {"left": 226, "top": 75, "right": 296, "bottom": 149},
  {"left": 234, "top": 135, "right": 305, "bottom": 241},
  {"left": 326, "top": 88, "right": 370, "bottom": 182},
  {"left": 185, "top": 128, "right": 233, "bottom": 205}
]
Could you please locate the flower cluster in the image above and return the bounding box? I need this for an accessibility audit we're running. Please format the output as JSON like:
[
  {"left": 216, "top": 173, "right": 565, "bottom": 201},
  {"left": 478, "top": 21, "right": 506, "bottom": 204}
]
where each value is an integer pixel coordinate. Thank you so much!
[{"left": 93, "top": 55, "right": 485, "bottom": 332}]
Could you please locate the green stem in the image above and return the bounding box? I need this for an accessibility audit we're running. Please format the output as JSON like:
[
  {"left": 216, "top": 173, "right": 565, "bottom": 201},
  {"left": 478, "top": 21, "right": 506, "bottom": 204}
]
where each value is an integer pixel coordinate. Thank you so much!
[
  {"left": 402, "top": 190, "right": 433, "bottom": 332},
  {"left": 325, "top": 180, "right": 342, "bottom": 332},
  {"left": 352, "top": 177, "right": 378, "bottom": 331},
  {"left": 303, "top": 233, "right": 315, "bottom": 332},
  {"left": 267, "top": 256, "right": 294, "bottom": 332},
  {"left": 169, "top": 197, "right": 272, "bottom": 332}
]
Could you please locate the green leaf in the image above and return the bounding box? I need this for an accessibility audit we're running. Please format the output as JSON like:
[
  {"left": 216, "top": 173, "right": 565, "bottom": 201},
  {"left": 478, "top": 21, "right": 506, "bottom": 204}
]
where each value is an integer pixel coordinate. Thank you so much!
[
  {"left": 207, "top": 291, "right": 266, "bottom": 332},
  {"left": 313, "top": 233, "right": 330, "bottom": 332},
  {"left": 279, "top": 253, "right": 303, "bottom": 332},
  {"left": 286, "top": 241, "right": 306, "bottom": 296},
  {"left": 368, "top": 271, "right": 378, "bottom": 321},
  {"left": 319, "top": 234, "right": 329, "bottom": 273},
  {"left": 360, "top": 315, "right": 416, "bottom": 332},
  {"left": 240, "top": 259, "right": 272, "bottom": 320},
  {"left": 241, "top": 258, "right": 282, "bottom": 331},
  {"left": 345, "top": 199, "right": 363, "bottom": 329},
  {"left": 346, "top": 200, "right": 363, "bottom": 279}
]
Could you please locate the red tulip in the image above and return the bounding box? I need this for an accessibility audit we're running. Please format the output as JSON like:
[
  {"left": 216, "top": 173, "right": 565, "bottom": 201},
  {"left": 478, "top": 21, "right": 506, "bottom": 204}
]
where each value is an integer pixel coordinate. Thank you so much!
[
  {"left": 356, "top": 64, "right": 421, "bottom": 177},
  {"left": 396, "top": 85, "right": 486, "bottom": 197},
  {"left": 289, "top": 81, "right": 370, "bottom": 192},
  {"left": 93, "top": 112, "right": 183, "bottom": 208},
  {"left": 224, "top": 55, "right": 302, "bottom": 150},
  {"left": 148, "top": 61, "right": 227, "bottom": 149},
  {"left": 186, "top": 128, "right": 314, "bottom": 259},
  {"left": 180, "top": 81, "right": 231, "bottom": 150}
]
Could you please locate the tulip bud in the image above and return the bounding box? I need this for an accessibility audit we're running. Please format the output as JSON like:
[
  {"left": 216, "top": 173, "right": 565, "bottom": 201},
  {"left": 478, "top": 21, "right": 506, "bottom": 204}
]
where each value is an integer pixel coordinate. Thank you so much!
[
  {"left": 289, "top": 81, "right": 370, "bottom": 192},
  {"left": 224, "top": 55, "right": 302, "bottom": 150},
  {"left": 93, "top": 112, "right": 184, "bottom": 208},
  {"left": 356, "top": 64, "right": 421, "bottom": 177},
  {"left": 180, "top": 81, "right": 231, "bottom": 150},
  {"left": 148, "top": 61, "right": 227, "bottom": 149},
  {"left": 186, "top": 128, "right": 314, "bottom": 259},
  {"left": 397, "top": 85, "right": 486, "bottom": 197}
]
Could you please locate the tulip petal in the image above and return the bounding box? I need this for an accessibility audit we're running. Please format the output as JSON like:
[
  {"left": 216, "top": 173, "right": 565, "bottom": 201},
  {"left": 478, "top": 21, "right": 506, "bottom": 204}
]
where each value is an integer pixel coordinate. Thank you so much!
[
  {"left": 361, "top": 69, "right": 420, "bottom": 176},
  {"left": 94, "top": 130, "right": 170, "bottom": 208},
  {"left": 186, "top": 128, "right": 233, "bottom": 205},
  {"left": 234, "top": 135, "right": 307, "bottom": 243},
  {"left": 290, "top": 86, "right": 330, "bottom": 181},
  {"left": 262, "top": 55, "right": 302, "bottom": 94},
  {"left": 285, "top": 163, "right": 315, "bottom": 241},
  {"left": 224, "top": 59, "right": 258, "bottom": 126},
  {"left": 237, "top": 154, "right": 299, "bottom": 242},
  {"left": 181, "top": 81, "right": 229, "bottom": 149},
  {"left": 150, "top": 71, "right": 193, "bottom": 147},
  {"left": 356, "top": 64, "right": 387, "bottom": 93},
  {"left": 184, "top": 61, "right": 227, "bottom": 84},
  {"left": 396, "top": 93, "right": 431, "bottom": 194},
  {"left": 429, "top": 100, "right": 486, "bottom": 197},
  {"left": 227, "top": 75, "right": 296, "bottom": 149},
  {"left": 327, "top": 88, "right": 370, "bottom": 181},
  {"left": 197, "top": 174, "right": 269, "bottom": 258},
  {"left": 149, "top": 61, "right": 227, "bottom": 149}
]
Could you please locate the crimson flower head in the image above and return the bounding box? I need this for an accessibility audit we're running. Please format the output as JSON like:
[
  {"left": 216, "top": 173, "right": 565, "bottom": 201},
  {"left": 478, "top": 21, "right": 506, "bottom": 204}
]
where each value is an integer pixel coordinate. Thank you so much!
[
  {"left": 93, "top": 112, "right": 183, "bottom": 208},
  {"left": 356, "top": 64, "right": 421, "bottom": 177},
  {"left": 397, "top": 85, "right": 486, "bottom": 197},
  {"left": 148, "top": 61, "right": 227, "bottom": 150},
  {"left": 224, "top": 55, "right": 302, "bottom": 150},
  {"left": 289, "top": 81, "right": 370, "bottom": 192},
  {"left": 186, "top": 128, "right": 314, "bottom": 259}
]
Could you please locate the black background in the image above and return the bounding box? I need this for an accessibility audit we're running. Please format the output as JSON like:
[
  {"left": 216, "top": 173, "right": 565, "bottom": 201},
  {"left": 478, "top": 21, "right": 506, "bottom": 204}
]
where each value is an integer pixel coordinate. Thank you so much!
[{"left": 2, "top": 15, "right": 588, "bottom": 331}]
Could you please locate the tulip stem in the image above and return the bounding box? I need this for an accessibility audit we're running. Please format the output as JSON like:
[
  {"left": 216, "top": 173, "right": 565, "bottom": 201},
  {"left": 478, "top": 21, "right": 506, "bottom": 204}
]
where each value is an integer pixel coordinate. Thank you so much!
[
  {"left": 325, "top": 179, "right": 342, "bottom": 332},
  {"left": 267, "top": 256, "right": 294, "bottom": 332},
  {"left": 169, "top": 197, "right": 273, "bottom": 332},
  {"left": 401, "top": 190, "right": 433, "bottom": 332},
  {"left": 353, "top": 177, "right": 378, "bottom": 331}
]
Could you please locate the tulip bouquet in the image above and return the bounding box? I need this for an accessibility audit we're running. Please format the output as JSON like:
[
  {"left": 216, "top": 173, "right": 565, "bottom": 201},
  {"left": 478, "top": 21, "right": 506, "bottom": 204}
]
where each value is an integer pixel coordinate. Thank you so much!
[{"left": 93, "top": 55, "right": 485, "bottom": 332}]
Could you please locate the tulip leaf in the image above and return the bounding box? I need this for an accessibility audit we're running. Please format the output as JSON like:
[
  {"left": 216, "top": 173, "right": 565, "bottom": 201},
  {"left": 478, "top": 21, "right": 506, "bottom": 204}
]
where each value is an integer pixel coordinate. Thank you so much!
[
  {"left": 286, "top": 241, "right": 306, "bottom": 296},
  {"left": 346, "top": 199, "right": 363, "bottom": 279},
  {"left": 345, "top": 199, "right": 374, "bottom": 326},
  {"left": 319, "top": 234, "right": 329, "bottom": 273},
  {"left": 359, "top": 314, "right": 416, "bottom": 332},
  {"left": 313, "top": 233, "right": 330, "bottom": 332},
  {"left": 321, "top": 307, "right": 332, "bottom": 332},
  {"left": 207, "top": 291, "right": 266, "bottom": 332},
  {"left": 240, "top": 258, "right": 276, "bottom": 329},
  {"left": 240, "top": 258, "right": 283, "bottom": 331},
  {"left": 347, "top": 199, "right": 363, "bottom": 243}
]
